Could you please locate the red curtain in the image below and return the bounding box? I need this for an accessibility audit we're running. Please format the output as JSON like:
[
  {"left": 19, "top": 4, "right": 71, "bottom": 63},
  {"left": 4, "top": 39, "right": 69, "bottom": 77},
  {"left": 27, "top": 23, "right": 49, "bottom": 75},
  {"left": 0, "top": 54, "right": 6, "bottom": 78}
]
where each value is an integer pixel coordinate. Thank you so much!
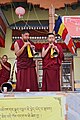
[
  {"left": 0, "top": 35, "right": 5, "bottom": 47},
  {"left": 0, "top": 17, "right": 6, "bottom": 34}
]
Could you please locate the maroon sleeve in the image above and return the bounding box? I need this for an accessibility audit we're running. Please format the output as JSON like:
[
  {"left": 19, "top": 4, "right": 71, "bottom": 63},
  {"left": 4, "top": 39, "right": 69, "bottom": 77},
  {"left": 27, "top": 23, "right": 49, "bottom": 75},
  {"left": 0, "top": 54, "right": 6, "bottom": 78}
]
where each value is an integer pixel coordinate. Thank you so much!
[
  {"left": 57, "top": 44, "right": 64, "bottom": 64},
  {"left": 1, "top": 62, "right": 11, "bottom": 80},
  {"left": 4, "top": 62, "right": 11, "bottom": 72},
  {"left": 16, "top": 39, "right": 24, "bottom": 49},
  {"left": 7, "top": 62, "right": 11, "bottom": 70},
  {"left": 42, "top": 43, "right": 48, "bottom": 49}
]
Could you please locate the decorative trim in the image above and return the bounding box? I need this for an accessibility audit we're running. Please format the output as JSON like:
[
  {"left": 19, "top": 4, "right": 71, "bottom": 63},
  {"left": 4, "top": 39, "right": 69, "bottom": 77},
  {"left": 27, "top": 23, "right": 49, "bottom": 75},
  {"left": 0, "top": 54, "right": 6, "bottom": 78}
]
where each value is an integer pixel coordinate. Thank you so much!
[{"left": 11, "top": 26, "right": 49, "bottom": 30}]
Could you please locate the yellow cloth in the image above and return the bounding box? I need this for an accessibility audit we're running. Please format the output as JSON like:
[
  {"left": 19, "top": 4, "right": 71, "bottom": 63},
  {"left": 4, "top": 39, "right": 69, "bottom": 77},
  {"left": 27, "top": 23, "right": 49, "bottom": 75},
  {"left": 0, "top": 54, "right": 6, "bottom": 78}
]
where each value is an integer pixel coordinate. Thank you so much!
[
  {"left": 50, "top": 47, "right": 54, "bottom": 58},
  {"left": 27, "top": 45, "right": 33, "bottom": 58}
]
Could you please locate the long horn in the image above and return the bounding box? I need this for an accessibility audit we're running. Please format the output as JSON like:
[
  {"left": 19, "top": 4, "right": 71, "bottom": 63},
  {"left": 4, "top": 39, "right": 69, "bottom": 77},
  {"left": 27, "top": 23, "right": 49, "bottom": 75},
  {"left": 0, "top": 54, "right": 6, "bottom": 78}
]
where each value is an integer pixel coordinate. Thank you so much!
[
  {"left": 27, "top": 44, "right": 33, "bottom": 58},
  {"left": 1, "top": 62, "right": 16, "bottom": 93}
]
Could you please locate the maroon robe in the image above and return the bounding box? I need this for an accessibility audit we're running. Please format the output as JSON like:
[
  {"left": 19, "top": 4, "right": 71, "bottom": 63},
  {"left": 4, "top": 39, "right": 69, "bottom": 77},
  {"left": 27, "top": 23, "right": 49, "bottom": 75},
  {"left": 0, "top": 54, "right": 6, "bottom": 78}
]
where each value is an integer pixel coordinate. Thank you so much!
[
  {"left": 42, "top": 43, "right": 64, "bottom": 91},
  {"left": 15, "top": 39, "right": 39, "bottom": 92},
  {"left": 0, "top": 62, "right": 11, "bottom": 86}
]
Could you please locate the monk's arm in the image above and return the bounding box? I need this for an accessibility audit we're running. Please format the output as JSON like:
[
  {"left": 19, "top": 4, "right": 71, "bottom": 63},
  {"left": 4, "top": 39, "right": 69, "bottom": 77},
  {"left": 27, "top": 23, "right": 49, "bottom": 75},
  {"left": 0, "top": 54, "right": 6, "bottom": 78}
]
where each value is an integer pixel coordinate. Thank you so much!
[
  {"left": 14, "top": 42, "right": 24, "bottom": 57},
  {"left": 14, "top": 41, "right": 29, "bottom": 57},
  {"left": 1, "top": 62, "right": 11, "bottom": 71},
  {"left": 42, "top": 46, "right": 50, "bottom": 58}
]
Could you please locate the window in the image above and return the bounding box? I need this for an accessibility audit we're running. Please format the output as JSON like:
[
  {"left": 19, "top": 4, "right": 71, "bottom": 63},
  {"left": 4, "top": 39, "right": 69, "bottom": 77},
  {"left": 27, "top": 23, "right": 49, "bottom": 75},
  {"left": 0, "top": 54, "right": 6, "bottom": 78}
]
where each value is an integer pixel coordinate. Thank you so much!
[{"left": 61, "top": 57, "right": 74, "bottom": 91}]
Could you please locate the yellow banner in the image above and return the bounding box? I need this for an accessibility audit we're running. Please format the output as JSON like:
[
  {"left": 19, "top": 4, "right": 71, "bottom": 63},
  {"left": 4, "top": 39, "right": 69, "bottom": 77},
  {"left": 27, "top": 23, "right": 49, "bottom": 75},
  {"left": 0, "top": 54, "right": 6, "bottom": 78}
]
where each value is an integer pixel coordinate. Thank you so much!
[{"left": 0, "top": 96, "right": 65, "bottom": 120}]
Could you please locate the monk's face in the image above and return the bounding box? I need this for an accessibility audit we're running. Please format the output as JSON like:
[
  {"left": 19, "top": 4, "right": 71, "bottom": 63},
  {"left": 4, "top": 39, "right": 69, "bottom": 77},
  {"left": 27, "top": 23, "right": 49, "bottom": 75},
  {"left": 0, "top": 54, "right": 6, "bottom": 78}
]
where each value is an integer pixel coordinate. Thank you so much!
[
  {"left": 2, "top": 56, "right": 8, "bottom": 63},
  {"left": 48, "top": 34, "right": 55, "bottom": 43},
  {"left": 22, "top": 33, "right": 30, "bottom": 41}
]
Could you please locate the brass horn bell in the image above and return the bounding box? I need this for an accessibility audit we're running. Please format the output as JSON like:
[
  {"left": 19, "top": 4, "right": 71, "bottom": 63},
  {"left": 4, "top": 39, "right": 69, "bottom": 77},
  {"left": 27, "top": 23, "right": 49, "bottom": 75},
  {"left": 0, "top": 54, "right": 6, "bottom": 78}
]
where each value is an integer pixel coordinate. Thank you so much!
[
  {"left": 32, "top": 48, "right": 39, "bottom": 56},
  {"left": 1, "top": 82, "right": 13, "bottom": 93},
  {"left": 53, "top": 50, "right": 58, "bottom": 57}
]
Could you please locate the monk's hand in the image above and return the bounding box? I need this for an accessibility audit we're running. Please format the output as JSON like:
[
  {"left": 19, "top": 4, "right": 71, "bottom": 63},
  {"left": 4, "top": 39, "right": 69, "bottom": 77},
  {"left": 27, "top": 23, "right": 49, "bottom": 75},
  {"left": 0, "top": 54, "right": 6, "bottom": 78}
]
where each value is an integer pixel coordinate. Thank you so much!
[
  {"left": 30, "top": 44, "right": 35, "bottom": 49},
  {"left": 49, "top": 43, "right": 53, "bottom": 49},
  {"left": 54, "top": 45, "right": 59, "bottom": 54},
  {"left": 24, "top": 42, "right": 31, "bottom": 48},
  {"left": 54, "top": 45, "right": 57, "bottom": 50},
  {"left": 52, "top": 44, "right": 55, "bottom": 49}
]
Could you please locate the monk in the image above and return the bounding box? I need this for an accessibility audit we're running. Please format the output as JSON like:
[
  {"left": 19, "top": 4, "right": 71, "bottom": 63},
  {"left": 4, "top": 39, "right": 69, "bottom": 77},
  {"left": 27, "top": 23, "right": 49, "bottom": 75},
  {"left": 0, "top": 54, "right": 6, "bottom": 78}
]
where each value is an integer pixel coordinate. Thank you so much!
[
  {"left": 42, "top": 33, "right": 64, "bottom": 91},
  {"left": 0, "top": 55, "right": 11, "bottom": 87},
  {"left": 14, "top": 30, "right": 39, "bottom": 92}
]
